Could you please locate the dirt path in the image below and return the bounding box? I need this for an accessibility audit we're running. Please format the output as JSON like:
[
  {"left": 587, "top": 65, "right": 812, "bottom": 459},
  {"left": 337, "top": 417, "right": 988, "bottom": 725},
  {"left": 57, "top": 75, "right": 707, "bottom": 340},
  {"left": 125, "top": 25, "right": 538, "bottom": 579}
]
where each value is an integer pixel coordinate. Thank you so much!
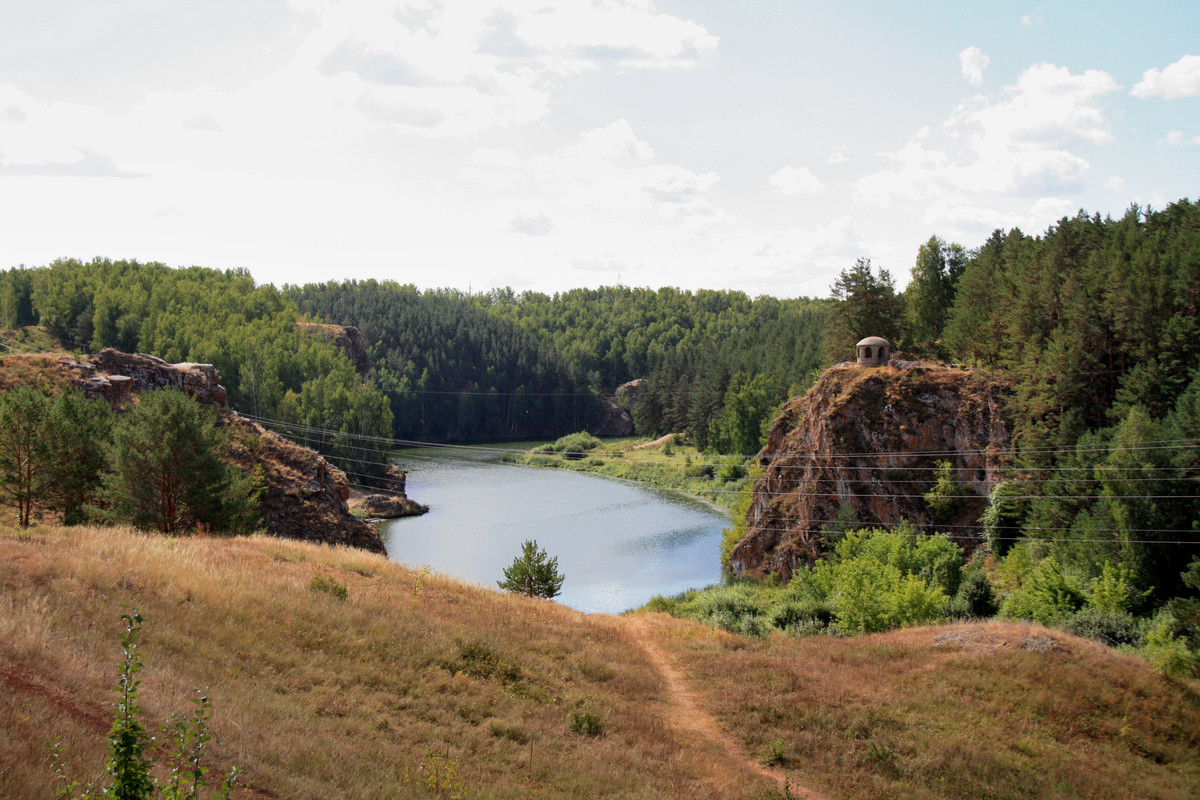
[{"left": 622, "top": 616, "right": 828, "bottom": 800}]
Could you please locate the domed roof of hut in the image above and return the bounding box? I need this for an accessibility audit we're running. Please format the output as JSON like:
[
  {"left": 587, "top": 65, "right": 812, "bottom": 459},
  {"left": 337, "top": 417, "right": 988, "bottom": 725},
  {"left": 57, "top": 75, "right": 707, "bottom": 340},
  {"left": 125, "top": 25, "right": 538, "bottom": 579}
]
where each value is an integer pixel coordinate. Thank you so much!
[{"left": 856, "top": 336, "right": 891, "bottom": 347}]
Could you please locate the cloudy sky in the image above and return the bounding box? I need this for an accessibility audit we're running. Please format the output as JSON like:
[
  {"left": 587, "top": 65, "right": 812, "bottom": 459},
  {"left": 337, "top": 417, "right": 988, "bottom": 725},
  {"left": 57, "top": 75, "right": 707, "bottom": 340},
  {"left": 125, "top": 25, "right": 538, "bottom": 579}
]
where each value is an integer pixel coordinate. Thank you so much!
[{"left": 1, "top": 1, "right": 1197, "bottom": 297}]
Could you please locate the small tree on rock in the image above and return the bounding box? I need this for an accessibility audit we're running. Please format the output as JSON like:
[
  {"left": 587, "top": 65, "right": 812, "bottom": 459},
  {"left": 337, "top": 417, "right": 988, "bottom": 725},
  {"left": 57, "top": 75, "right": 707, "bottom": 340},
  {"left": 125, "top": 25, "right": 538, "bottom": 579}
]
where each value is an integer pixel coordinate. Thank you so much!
[{"left": 498, "top": 539, "right": 564, "bottom": 599}]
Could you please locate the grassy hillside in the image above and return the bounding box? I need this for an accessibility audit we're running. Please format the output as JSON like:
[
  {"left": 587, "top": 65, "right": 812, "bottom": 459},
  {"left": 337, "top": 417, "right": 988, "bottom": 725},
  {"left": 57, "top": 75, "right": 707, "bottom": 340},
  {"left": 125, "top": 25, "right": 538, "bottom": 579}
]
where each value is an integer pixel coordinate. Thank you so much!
[{"left": 2, "top": 526, "right": 1199, "bottom": 799}]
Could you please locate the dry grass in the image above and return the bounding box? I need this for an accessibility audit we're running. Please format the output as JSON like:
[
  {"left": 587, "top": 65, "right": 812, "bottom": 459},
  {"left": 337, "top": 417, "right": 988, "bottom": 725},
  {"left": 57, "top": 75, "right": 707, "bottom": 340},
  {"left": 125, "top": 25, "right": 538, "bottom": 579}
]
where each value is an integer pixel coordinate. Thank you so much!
[
  {"left": 647, "top": 615, "right": 1200, "bottom": 799},
  {"left": 0, "top": 525, "right": 767, "bottom": 799},
  {"left": 3, "top": 525, "right": 1198, "bottom": 799},
  {"left": 0, "top": 351, "right": 79, "bottom": 393}
]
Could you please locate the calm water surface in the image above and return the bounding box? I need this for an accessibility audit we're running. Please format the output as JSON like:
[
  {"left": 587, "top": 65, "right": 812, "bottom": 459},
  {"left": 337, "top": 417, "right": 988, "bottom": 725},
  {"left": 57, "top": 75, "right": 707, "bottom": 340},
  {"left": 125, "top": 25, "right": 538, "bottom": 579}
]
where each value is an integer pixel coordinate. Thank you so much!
[{"left": 380, "top": 447, "right": 728, "bottom": 614}]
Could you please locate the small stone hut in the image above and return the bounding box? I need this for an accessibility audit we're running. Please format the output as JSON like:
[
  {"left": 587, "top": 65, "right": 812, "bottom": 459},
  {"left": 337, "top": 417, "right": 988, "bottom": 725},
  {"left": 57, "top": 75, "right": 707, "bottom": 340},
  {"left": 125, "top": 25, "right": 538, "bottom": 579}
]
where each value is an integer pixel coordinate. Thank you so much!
[{"left": 856, "top": 336, "right": 891, "bottom": 367}]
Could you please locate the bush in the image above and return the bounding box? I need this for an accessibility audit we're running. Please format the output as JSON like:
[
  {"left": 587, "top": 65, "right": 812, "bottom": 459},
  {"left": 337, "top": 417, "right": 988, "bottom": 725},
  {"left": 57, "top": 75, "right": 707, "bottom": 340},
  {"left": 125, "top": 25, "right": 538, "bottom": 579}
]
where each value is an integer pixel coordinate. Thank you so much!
[
  {"left": 50, "top": 607, "right": 237, "bottom": 799},
  {"left": 569, "top": 711, "right": 604, "bottom": 737},
  {"left": 717, "top": 459, "right": 747, "bottom": 482},
  {"left": 536, "top": 432, "right": 603, "bottom": 458},
  {"left": 309, "top": 574, "right": 348, "bottom": 600},
  {"left": 770, "top": 599, "right": 833, "bottom": 633},
  {"left": 1065, "top": 607, "right": 1142, "bottom": 648},
  {"left": 1001, "top": 556, "right": 1084, "bottom": 625},
  {"left": 1141, "top": 611, "right": 1197, "bottom": 678},
  {"left": 947, "top": 567, "right": 997, "bottom": 619}
]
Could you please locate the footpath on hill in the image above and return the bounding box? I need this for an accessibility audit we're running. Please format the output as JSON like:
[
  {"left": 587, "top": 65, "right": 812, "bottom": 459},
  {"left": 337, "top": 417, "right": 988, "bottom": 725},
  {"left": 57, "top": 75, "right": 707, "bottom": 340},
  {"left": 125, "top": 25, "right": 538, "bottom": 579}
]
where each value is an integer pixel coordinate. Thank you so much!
[{"left": 620, "top": 614, "right": 828, "bottom": 800}]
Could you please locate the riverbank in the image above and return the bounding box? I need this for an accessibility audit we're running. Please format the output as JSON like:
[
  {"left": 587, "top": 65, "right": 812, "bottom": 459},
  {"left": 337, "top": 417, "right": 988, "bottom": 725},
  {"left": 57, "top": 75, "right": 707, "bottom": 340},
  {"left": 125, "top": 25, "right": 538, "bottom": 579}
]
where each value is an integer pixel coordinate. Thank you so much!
[{"left": 499, "top": 434, "right": 755, "bottom": 513}]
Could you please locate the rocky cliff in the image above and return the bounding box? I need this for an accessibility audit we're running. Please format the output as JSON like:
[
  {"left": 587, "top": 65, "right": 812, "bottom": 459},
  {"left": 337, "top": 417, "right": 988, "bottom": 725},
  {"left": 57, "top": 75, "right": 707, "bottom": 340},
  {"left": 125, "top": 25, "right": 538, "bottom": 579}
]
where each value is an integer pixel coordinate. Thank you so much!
[{"left": 729, "top": 359, "right": 1013, "bottom": 580}]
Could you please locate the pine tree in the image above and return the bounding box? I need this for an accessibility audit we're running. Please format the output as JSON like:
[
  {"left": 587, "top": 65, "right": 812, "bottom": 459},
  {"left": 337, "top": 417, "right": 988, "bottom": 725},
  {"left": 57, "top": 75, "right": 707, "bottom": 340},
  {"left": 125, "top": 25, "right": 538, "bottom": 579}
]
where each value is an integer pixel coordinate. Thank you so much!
[
  {"left": 102, "top": 389, "right": 259, "bottom": 535},
  {"left": 498, "top": 540, "right": 565, "bottom": 599}
]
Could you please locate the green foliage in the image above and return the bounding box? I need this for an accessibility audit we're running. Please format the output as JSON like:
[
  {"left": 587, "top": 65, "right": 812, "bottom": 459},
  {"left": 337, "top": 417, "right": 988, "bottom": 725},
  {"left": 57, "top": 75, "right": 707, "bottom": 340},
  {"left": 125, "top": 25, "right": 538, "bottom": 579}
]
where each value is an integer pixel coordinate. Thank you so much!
[
  {"left": 658, "top": 528, "right": 962, "bottom": 637},
  {"left": 309, "top": 574, "right": 348, "bottom": 600},
  {"left": 0, "top": 386, "right": 114, "bottom": 527},
  {"left": 905, "top": 235, "right": 966, "bottom": 357},
  {"left": 45, "top": 389, "right": 114, "bottom": 524},
  {"left": 103, "top": 390, "right": 260, "bottom": 535},
  {"left": 760, "top": 738, "right": 787, "bottom": 767},
  {"left": 824, "top": 257, "right": 904, "bottom": 363},
  {"left": 0, "top": 386, "right": 56, "bottom": 527},
  {"left": 569, "top": 710, "right": 604, "bottom": 737},
  {"left": 1000, "top": 557, "right": 1084, "bottom": 625},
  {"left": 716, "top": 458, "right": 748, "bottom": 482},
  {"left": 947, "top": 561, "right": 997, "bottom": 619},
  {"left": 1140, "top": 610, "right": 1197, "bottom": 678},
  {"left": 709, "top": 372, "right": 782, "bottom": 455},
  {"left": 51, "top": 607, "right": 237, "bottom": 800},
  {"left": 498, "top": 539, "right": 564, "bottom": 599},
  {"left": 923, "top": 460, "right": 964, "bottom": 521},
  {"left": 536, "top": 431, "right": 603, "bottom": 458},
  {"left": 1064, "top": 607, "right": 1142, "bottom": 648},
  {"left": 1087, "top": 561, "right": 1149, "bottom": 613},
  {"left": 980, "top": 481, "right": 1026, "bottom": 557}
]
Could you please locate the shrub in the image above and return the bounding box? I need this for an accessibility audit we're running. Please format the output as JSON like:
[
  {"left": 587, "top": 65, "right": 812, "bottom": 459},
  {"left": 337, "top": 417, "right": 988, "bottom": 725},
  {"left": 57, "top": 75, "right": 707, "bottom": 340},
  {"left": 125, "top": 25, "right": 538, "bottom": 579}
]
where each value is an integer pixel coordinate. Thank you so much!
[
  {"left": 569, "top": 711, "right": 604, "bottom": 737},
  {"left": 760, "top": 738, "right": 786, "bottom": 767},
  {"left": 1001, "top": 557, "right": 1084, "bottom": 625},
  {"left": 717, "top": 459, "right": 747, "bottom": 482},
  {"left": 50, "top": 607, "right": 238, "bottom": 799},
  {"left": 1065, "top": 607, "right": 1142, "bottom": 648},
  {"left": 536, "top": 432, "right": 603, "bottom": 458},
  {"left": 947, "top": 566, "right": 997, "bottom": 619},
  {"left": 770, "top": 599, "right": 833, "bottom": 633},
  {"left": 309, "top": 574, "right": 348, "bottom": 600},
  {"left": 1141, "top": 611, "right": 1197, "bottom": 678},
  {"left": 923, "top": 459, "right": 964, "bottom": 520}
]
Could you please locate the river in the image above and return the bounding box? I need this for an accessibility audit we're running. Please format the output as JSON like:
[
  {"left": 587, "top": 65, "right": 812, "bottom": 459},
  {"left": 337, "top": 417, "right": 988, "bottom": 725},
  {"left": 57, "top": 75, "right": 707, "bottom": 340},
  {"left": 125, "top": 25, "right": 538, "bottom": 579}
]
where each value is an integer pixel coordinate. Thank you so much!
[{"left": 379, "top": 447, "right": 729, "bottom": 614}]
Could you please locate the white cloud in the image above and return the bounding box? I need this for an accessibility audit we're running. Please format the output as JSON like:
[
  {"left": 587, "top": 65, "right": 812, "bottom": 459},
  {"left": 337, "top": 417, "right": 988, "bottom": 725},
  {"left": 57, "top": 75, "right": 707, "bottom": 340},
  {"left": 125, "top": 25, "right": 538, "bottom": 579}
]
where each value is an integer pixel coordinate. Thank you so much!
[
  {"left": 509, "top": 214, "right": 554, "bottom": 236},
  {"left": 563, "top": 119, "right": 654, "bottom": 160},
  {"left": 275, "top": 0, "right": 717, "bottom": 138},
  {"left": 1132, "top": 55, "right": 1200, "bottom": 99},
  {"left": 1020, "top": 7, "right": 1043, "bottom": 26},
  {"left": 855, "top": 62, "right": 1119, "bottom": 207},
  {"left": 1163, "top": 130, "right": 1185, "bottom": 146},
  {"left": 827, "top": 145, "right": 849, "bottom": 164},
  {"left": 768, "top": 165, "right": 824, "bottom": 195},
  {"left": 959, "top": 47, "right": 989, "bottom": 86}
]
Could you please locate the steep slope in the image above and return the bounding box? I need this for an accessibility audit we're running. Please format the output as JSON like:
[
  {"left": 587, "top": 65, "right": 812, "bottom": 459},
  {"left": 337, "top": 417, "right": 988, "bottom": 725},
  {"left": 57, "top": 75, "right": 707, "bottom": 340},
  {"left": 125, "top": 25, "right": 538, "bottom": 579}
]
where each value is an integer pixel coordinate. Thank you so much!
[{"left": 731, "top": 360, "right": 1013, "bottom": 579}]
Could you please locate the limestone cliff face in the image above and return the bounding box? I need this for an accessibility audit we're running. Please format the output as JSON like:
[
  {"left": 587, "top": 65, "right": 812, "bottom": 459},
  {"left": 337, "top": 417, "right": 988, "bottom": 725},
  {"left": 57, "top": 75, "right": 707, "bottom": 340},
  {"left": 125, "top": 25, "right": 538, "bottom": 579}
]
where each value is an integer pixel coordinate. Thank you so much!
[{"left": 729, "top": 360, "right": 1013, "bottom": 580}]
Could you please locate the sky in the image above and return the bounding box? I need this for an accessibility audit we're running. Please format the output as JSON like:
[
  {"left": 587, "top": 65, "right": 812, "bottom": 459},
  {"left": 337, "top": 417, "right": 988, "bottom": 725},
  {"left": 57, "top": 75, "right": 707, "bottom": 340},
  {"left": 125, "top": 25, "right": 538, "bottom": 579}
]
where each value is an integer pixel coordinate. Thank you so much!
[{"left": 1, "top": 1, "right": 1198, "bottom": 298}]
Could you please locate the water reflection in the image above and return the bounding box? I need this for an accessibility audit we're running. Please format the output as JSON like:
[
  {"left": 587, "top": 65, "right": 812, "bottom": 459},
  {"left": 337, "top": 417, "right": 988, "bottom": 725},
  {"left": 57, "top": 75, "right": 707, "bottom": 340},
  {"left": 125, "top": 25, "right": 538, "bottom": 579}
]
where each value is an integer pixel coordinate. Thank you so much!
[{"left": 380, "top": 450, "right": 729, "bottom": 614}]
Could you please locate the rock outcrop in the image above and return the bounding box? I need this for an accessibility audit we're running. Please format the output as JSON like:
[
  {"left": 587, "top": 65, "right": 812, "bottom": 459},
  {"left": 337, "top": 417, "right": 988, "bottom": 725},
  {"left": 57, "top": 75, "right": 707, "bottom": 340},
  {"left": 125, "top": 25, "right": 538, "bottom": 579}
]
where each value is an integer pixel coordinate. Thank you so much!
[
  {"left": 224, "top": 417, "right": 386, "bottom": 553},
  {"left": 729, "top": 360, "right": 1013, "bottom": 580},
  {"left": 84, "top": 349, "right": 228, "bottom": 407},
  {"left": 297, "top": 321, "right": 372, "bottom": 379},
  {"left": 590, "top": 395, "right": 635, "bottom": 437},
  {"left": 358, "top": 494, "right": 429, "bottom": 519}
]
